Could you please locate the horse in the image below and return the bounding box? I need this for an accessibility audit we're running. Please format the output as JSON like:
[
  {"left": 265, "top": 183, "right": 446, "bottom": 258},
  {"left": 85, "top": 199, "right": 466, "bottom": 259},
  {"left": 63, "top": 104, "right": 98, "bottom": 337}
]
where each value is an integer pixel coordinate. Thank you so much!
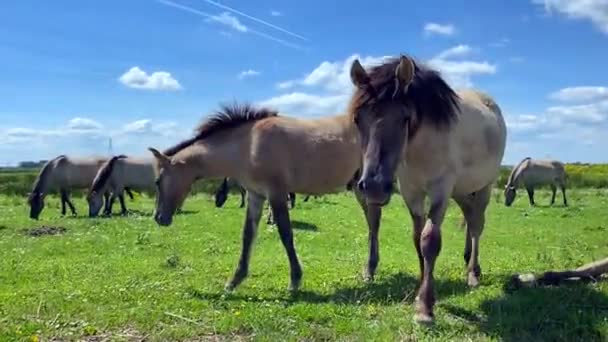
[
  {"left": 27, "top": 155, "right": 113, "bottom": 219},
  {"left": 87, "top": 154, "right": 156, "bottom": 217},
  {"left": 504, "top": 157, "right": 568, "bottom": 207},
  {"left": 148, "top": 103, "right": 377, "bottom": 293},
  {"left": 348, "top": 54, "right": 507, "bottom": 323}
]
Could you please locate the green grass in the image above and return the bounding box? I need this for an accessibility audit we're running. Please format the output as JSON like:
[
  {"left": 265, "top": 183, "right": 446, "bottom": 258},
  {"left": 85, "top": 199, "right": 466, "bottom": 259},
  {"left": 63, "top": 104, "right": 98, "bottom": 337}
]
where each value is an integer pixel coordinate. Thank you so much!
[{"left": 1, "top": 189, "right": 608, "bottom": 341}]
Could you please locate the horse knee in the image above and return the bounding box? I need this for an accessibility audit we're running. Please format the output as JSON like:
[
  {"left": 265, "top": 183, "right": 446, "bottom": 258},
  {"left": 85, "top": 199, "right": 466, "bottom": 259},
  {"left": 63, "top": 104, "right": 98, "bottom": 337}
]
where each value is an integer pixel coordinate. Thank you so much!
[{"left": 420, "top": 223, "right": 441, "bottom": 259}]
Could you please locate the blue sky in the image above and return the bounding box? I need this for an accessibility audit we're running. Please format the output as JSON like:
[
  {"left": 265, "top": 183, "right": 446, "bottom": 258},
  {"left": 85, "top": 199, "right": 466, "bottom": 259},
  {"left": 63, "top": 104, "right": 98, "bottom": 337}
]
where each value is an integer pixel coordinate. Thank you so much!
[{"left": 1, "top": 0, "right": 607, "bottom": 165}]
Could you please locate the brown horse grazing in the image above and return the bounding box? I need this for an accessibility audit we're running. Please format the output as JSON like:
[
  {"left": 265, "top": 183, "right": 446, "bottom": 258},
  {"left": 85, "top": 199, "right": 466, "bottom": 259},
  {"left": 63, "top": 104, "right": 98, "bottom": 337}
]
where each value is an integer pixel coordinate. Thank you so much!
[
  {"left": 148, "top": 103, "right": 377, "bottom": 292},
  {"left": 87, "top": 155, "right": 156, "bottom": 217},
  {"left": 504, "top": 157, "right": 568, "bottom": 207},
  {"left": 348, "top": 55, "right": 507, "bottom": 323},
  {"left": 27, "top": 155, "right": 112, "bottom": 219}
]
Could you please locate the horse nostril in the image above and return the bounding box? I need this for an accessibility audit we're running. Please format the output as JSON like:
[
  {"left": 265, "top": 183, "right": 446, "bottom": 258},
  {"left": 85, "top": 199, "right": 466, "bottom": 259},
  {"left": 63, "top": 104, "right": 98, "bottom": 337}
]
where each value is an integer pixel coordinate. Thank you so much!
[
  {"left": 382, "top": 181, "right": 392, "bottom": 193},
  {"left": 357, "top": 179, "right": 367, "bottom": 191}
]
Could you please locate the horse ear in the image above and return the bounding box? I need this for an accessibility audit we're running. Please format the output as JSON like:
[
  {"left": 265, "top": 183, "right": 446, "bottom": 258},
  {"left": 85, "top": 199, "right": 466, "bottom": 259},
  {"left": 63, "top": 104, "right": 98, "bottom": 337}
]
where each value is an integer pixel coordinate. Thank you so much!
[
  {"left": 148, "top": 147, "right": 170, "bottom": 166},
  {"left": 350, "top": 59, "right": 369, "bottom": 88},
  {"left": 395, "top": 55, "right": 415, "bottom": 90}
]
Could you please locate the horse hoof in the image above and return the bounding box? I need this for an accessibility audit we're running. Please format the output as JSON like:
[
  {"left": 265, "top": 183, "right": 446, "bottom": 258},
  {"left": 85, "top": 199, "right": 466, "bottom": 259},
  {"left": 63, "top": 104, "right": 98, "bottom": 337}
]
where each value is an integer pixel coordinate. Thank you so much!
[
  {"left": 467, "top": 274, "right": 480, "bottom": 287},
  {"left": 362, "top": 272, "right": 374, "bottom": 283},
  {"left": 413, "top": 312, "right": 435, "bottom": 325},
  {"left": 224, "top": 283, "right": 236, "bottom": 293},
  {"left": 288, "top": 280, "right": 301, "bottom": 293}
]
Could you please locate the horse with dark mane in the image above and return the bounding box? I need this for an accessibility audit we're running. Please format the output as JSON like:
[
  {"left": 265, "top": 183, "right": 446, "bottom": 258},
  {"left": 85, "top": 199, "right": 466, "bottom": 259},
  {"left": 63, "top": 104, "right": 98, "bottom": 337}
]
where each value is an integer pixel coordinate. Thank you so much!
[
  {"left": 27, "top": 155, "right": 113, "bottom": 219},
  {"left": 348, "top": 54, "right": 507, "bottom": 323},
  {"left": 87, "top": 155, "right": 156, "bottom": 217},
  {"left": 504, "top": 157, "right": 568, "bottom": 207},
  {"left": 148, "top": 103, "right": 372, "bottom": 293}
]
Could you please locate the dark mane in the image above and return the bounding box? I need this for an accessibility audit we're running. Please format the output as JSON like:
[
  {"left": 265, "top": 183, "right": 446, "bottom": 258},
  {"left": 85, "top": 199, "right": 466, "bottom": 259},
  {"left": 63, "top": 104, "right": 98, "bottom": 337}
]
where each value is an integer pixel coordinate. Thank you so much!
[
  {"left": 349, "top": 55, "right": 461, "bottom": 130},
  {"left": 506, "top": 157, "right": 532, "bottom": 186},
  {"left": 90, "top": 155, "right": 127, "bottom": 194},
  {"left": 163, "top": 103, "right": 278, "bottom": 156},
  {"left": 28, "top": 155, "right": 66, "bottom": 201}
]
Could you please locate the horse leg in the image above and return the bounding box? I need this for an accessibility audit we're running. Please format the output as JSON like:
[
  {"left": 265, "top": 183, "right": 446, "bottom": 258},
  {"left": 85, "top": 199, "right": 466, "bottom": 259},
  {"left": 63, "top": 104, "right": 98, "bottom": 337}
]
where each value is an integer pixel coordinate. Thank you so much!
[
  {"left": 561, "top": 183, "right": 568, "bottom": 206},
  {"left": 526, "top": 186, "right": 535, "bottom": 206},
  {"left": 455, "top": 184, "right": 492, "bottom": 287},
  {"left": 105, "top": 194, "right": 117, "bottom": 216},
  {"left": 354, "top": 188, "right": 381, "bottom": 282},
  {"left": 103, "top": 192, "right": 111, "bottom": 215},
  {"left": 414, "top": 195, "right": 448, "bottom": 324},
  {"left": 60, "top": 190, "right": 67, "bottom": 216},
  {"left": 225, "top": 192, "right": 265, "bottom": 291},
  {"left": 550, "top": 184, "right": 557, "bottom": 206},
  {"left": 269, "top": 193, "right": 303, "bottom": 292},
  {"left": 289, "top": 193, "right": 296, "bottom": 209},
  {"left": 239, "top": 187, "right": 246, "bottom": 208},
  {"left": 118, "top": 191, "right": 128, "bottom": 216},
  {"left": 62, "top": 190, "right": 77, "bottom": 216},
  {"left": 266, "top": 203, "right": 274, "bottom": 225}
]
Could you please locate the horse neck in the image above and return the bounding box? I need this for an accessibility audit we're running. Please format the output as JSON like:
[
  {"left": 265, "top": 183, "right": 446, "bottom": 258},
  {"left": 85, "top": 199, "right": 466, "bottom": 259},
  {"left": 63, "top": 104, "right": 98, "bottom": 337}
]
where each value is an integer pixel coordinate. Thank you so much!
[{"left": 176, "top": 139, "right": 242, "bottom": 181}]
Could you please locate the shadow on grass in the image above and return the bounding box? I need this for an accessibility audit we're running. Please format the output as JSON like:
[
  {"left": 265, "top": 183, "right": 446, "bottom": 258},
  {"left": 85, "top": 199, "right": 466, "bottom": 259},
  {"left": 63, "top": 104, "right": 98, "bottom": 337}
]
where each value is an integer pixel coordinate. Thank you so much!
[
  {"left": 291, "top": 220, "right": 318, "bottom": 232},
  {"left": 442, "top": 275, "right": 608, "bottom": 341},
  {"left": 187, "top": 272, "right": 469, "bottom": 307}
]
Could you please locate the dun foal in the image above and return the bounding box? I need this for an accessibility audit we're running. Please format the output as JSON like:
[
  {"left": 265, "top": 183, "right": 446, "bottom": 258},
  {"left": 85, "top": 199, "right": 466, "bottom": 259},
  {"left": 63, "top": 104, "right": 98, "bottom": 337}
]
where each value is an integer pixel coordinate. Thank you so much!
[{"left": 148, "top": 103, "right": 376, "bottom": 292}]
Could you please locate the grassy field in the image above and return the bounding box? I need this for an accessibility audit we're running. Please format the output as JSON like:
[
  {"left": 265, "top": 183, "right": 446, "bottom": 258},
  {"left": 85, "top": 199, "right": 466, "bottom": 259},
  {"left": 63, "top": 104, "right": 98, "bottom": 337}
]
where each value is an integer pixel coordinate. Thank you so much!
[{"left": 1, "top": 189, "right": 607, "bottom": 341}]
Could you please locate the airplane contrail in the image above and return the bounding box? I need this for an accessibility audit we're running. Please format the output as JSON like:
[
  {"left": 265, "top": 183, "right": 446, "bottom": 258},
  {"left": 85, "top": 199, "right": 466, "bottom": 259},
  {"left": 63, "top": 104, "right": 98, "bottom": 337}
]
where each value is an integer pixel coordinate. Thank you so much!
[
  {"left": 157, "top": 0, "right": 305, "bottom": 50},
  {"left": 198, "top": 0, "right": 309, "bottom": 41}
]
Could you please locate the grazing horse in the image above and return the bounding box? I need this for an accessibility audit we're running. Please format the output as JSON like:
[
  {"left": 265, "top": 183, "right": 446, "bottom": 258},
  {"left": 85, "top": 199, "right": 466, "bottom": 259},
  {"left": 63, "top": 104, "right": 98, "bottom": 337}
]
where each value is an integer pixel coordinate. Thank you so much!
[
  {"left": 348, "top": 55, "right": 507, "bottom": 323},
  {"left": 148, "top": 103, "right": 375, "bottom": 292},
  {"left": 504, "top": 157, "right": 568, "bottom": 207},
  {"left": 87, "top": 155, "right": 156, "bottom": 217},
  {"left": 27, "top": 155, "right": 112, "bottom": 219}
]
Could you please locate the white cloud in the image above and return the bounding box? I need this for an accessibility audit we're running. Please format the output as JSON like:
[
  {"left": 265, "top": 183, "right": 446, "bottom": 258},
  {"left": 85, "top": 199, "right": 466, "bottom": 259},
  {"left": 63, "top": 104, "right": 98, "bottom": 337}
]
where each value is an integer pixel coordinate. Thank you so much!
[
  {"left": 263, "top": 47, "right": 496, "bottom": 117},
  {"left": 270, "top": 10, "right": 282, "bottom": 17},
  {"left": 276, "top": 54, "right": 391, "bottom": 93},
  {"left": 118, "top": 66, "right": 182, "bottom": 91},
  {"left": 549, "top": 86, "right": 608, "bottom": 102},
  {"left": 428, "top": 46, "right": 497, "bottom": 88},
  {"left": 207, "top": 12, "right": 248, "bottom": 32},
  {"left": 67, "top": 117, "right": 103, "bottom": 131},
  {"left": 423, "top": 22, "right": 456, "bottom": 36},
  {"left": 258, "top": 92, "right": 348, "bottom": 117},
  {"left": 121, "top": 119, "right": 179, "bottom": 137},
  {"left": 238, "top": 69, "right": 261, "bottom": 79},
  {"left": 433, "top": 44, "right": 473, "bottom": 60},
  {"left": 547, "top": 100, "right": 608, "bottom": 123},
  {"left": 533, "top": 0, "right": 608, "bottom": 34}
]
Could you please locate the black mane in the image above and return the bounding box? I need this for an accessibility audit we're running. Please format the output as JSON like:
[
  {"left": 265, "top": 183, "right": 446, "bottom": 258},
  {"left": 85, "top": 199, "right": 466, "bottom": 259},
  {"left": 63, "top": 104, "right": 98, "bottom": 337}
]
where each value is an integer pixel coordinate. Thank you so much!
[
  {"left": 90, "top": 155, "right": 127, "bottom": 194},
  {"left": 163, "top": 103, "right": 278, "bottom": 156},
  {"left": 351, "top": 55, "right": 461, "bottom": 129}
]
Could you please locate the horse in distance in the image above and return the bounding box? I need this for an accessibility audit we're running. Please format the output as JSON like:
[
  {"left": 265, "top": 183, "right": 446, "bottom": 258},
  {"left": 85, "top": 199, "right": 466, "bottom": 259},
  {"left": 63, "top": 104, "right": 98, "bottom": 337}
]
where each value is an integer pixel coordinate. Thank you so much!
[
  {"left": 348, "top": 54, "right": 507, "bottom": 323},
  {"left": 148, "top": 103, "right": 379, "bottom": 293},
  {"left": 27, "top": 155, "right": 113, "bottom": 219},
  {"left": 504, "top": 157, "right": 568, "bottom": 207},
  {"left": 87, "top": 154, "right": 156, "bottom": 217}
]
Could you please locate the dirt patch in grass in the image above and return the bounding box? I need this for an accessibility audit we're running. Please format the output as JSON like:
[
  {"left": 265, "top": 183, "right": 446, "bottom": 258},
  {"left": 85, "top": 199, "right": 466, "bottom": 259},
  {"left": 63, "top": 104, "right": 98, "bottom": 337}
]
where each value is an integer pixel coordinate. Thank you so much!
[{"left": 24, "top": 226, "right": 67, "bottom": 237}]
